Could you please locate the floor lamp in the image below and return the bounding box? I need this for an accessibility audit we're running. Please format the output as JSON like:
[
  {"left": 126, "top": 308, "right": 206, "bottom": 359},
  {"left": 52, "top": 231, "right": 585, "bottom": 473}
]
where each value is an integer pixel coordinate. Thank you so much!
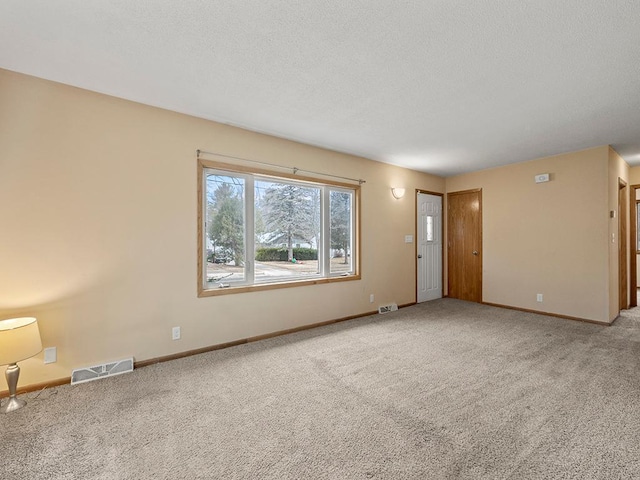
[{"left": 0, "top": 317, "right": 42, "bottom": 413}]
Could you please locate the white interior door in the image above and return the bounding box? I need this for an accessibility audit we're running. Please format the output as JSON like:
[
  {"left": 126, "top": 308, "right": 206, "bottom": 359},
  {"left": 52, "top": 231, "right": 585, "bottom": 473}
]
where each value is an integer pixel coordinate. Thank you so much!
[{"left": 417, "top": 193, "right": 443, "bottom": 302}]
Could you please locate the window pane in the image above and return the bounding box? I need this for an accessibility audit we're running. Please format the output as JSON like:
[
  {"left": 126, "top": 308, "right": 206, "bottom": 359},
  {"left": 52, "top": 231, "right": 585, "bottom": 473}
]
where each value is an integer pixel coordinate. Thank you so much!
[
  {"left": 205, "top": 172, "right": 245, "bottom": 285},
  {"left": 330, "top": 190, "right": 353, "bottom": 274},
  {"left": 254, "top": 179, "right": 321, "bottom": 283},
  {"left": 426, "top": 215, "right": 434, "bottom": 242},
  {"left": 200, "top": 162, "right": 359, "bottom": 295}
]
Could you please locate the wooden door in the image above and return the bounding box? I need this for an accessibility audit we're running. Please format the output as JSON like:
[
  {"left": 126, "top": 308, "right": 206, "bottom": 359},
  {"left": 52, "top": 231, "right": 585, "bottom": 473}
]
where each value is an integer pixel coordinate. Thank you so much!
[
  {"left": 447, "top": 189, "right": 482, "bottom": 302},
  {"left": 630, "top": 185, "right": 640, "bottom": 308},
  {"left": 619, "top": 179, "right": 628, "bottom": 310},
  {"left": 417, "top": 192, "right": 443, "bottom": 302}
]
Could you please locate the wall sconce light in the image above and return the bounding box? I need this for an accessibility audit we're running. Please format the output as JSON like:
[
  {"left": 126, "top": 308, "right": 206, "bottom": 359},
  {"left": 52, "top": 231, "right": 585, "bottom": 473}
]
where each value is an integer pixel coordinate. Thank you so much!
[
  {"left": 391, "top": 187, "right": 406, "bottom": 199},
  {"left": 0, "top": 317, "right": 42, "bottom": 413}
]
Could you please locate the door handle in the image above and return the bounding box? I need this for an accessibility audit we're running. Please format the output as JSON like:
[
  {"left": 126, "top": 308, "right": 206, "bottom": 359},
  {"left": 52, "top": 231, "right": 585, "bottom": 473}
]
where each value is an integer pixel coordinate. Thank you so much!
[
  {"left": 417, "top": 254, "right": 422, "bottom": 258},
  {"left": 472, "top": 251, "right": 479, "bottom": 256}
]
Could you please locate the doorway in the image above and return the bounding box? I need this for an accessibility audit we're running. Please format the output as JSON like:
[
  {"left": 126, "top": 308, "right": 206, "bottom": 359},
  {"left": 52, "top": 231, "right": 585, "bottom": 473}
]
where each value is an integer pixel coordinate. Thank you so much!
[
  {"left": 417, "top": 192, "right": 443, "bottom": 302},
  {"left": 447, "top": 189, "right": 482, "bottom": 302},
  {"left": 630, "top": 184, "right": 640, "bottom": 308},
  {"left": 619, "top": 179, "right": 628, "bottom": 310}
]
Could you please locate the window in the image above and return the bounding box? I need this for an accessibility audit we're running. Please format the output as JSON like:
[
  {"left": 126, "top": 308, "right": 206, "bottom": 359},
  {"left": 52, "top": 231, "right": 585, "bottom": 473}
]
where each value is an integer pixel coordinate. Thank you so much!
[
  {"left": 198, "top": 160, "right": 360, "bottom": 296},
  {"left": 426, "top": 215, "right": 434, "bottom": 242}
]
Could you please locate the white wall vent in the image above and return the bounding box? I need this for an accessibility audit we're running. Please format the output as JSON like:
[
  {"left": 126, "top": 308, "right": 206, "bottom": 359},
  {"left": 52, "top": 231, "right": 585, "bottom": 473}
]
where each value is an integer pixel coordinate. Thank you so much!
[
  {"left": 378, "top": 303, "right": 398, "bottom": 314},
  {"left": 71, "top": 358, "right": 134, "bottom": 385}
]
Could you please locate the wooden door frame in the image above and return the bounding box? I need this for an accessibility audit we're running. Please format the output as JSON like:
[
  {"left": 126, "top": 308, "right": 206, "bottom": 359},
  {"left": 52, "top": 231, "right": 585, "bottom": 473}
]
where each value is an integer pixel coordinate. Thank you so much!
[
  {"left": 619, "top": 178, "right": 628, "bottom": 310},
  {"left": 415, "top": 190, "right": 444, "bottom": 303},
  {"left": 630, "top": 184, "right": 640, "bottom": 308},
  {"left": 446, "top": 188, "right": 483, "bottom": 302}
]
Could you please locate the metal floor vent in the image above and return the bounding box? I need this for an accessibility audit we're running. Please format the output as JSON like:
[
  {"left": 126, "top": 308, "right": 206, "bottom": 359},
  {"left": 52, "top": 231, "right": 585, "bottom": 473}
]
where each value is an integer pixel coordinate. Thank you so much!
[
  {"left": 71, "top": 358, "right": 134, "bottom": 385},
  {"left": 378, "top": 303, "right": 398, "bottom": 314}
]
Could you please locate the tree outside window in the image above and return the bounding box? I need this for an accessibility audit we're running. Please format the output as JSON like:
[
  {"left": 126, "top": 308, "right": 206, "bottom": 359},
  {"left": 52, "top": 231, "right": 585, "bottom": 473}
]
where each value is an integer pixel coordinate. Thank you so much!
[{"left": 201, "top": 165, "right": 358, "bottom": 293}]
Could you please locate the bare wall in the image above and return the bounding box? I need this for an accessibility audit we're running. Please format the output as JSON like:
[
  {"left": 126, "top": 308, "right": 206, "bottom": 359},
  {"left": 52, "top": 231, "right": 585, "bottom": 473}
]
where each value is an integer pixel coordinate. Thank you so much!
[
  {"left": 445, "top": 147, "right": 612, "bottom": 323},
  {"left": 0, "top": 69, "right": 443, "bottom": 388}
]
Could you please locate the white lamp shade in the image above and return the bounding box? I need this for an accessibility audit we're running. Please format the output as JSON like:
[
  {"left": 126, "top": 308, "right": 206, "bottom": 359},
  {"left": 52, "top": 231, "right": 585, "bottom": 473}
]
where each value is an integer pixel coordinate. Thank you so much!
[{"left": 0, "top": 317, "right": 42, "bottom": 365}]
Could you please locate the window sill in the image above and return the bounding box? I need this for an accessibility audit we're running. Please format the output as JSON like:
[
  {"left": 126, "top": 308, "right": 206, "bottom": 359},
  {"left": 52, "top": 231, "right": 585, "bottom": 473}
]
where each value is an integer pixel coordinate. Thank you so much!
[{"left": 198, "top": 274, "right": 361, "bottom": 297}]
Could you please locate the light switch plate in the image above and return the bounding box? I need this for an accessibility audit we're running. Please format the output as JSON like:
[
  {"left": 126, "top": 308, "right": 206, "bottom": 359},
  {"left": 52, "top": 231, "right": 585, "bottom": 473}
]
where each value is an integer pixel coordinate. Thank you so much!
[{"left": 405, "top": 235, "right": 413, "bottom": 243}]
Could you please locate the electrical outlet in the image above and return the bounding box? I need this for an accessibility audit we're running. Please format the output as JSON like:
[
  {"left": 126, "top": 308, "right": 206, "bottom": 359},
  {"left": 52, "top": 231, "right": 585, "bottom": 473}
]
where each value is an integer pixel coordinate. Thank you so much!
[
  {"left": 537, "top": 294, "right": 543, "bottom": 303},
  {"left": 172, "top": 327, "right": 181, "bottom": 340},
  {"left": 44, "top": 347, "right": 57, "bottom": 364},
  {"left": 370, "top": 294, "right": 374, "bottom": 303}
]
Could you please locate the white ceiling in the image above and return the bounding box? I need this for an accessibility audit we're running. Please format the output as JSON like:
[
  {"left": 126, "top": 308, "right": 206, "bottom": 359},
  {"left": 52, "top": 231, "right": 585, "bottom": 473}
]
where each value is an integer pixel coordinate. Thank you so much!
[{"left": 2, "top": 1, "right": 640, "bottom": 177}]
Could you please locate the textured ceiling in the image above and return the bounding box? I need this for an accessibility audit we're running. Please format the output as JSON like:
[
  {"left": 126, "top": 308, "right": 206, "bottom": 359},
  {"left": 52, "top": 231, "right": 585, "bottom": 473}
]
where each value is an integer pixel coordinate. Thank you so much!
[{"left": 1, "top": 1, "right": 640, "bottom": 177}]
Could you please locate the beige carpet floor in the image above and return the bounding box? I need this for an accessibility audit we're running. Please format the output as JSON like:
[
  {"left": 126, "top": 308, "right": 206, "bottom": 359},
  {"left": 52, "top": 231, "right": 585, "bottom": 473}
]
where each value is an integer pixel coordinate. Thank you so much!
[{"left": 2, "top": 298, "right": 640, "bottom": 479}]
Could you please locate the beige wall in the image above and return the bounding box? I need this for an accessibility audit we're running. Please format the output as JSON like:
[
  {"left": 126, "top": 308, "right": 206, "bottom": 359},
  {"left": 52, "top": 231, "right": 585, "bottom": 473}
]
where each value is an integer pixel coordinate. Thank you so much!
[
  {"left": 630, "top": 168, "right": 640, "bottom": 186},
  {"left": 446, "top": 147, "right": 612, "bottom": 322},
  {"left": 0, "top": 69, "right": 444, "bottom": 389}
]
